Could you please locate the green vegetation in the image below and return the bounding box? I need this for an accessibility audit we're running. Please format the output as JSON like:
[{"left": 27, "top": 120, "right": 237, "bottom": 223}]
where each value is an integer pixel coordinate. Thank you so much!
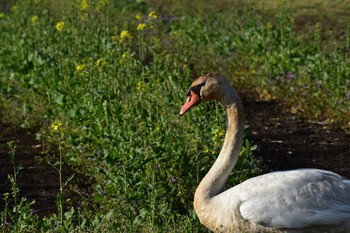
[
  {"left": 0, "top": 0, "right": 349, "bottom": 232},
  {"left": 162, "top": 0, "right": 350, "bottom": 125}
]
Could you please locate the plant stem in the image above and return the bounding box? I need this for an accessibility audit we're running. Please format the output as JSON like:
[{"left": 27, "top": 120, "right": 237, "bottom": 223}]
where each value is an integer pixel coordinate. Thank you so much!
[
  {"left": 7, "top": 141, "right": 18, "bottom": 213},
  {"left": 55, "top": 133, "right": 64, "bottom": 227}
]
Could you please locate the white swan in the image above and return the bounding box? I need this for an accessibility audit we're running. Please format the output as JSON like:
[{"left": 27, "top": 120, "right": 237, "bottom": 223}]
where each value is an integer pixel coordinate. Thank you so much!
[{"left": 179, "top": 73, "right": 350, "bottom": 233}]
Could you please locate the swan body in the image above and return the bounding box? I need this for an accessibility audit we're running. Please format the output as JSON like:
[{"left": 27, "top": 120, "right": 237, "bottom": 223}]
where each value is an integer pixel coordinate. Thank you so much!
[{"left": 180, "top": 73, "right": 350, "bottom": 232}]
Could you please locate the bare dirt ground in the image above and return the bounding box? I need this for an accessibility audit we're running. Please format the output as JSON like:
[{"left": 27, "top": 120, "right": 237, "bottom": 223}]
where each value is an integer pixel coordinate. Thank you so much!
[
  {"left": 0, "top": 124, "right": 92, "bottom": 217},
  {"left": 0, "top": 91, "right": 349, "bottom": 217},
  {"left": 241, "top": 91, "right": 350, "bottom": 178}
]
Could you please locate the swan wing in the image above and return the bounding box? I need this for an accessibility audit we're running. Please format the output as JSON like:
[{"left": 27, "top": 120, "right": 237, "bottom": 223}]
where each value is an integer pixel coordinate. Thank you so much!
[{"left": 236, "top": 169, "right": 350, "bottom": 228}]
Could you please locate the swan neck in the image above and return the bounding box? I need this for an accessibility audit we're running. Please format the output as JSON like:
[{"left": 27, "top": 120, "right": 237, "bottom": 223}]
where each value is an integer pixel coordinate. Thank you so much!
[{"left": 195, "top": 91, "right": 244, "bottom": 202}]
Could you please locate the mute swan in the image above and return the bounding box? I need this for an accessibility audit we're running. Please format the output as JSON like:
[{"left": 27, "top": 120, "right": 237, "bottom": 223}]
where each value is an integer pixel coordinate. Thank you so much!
[{"left": 179, "top": 73, "right": 350, "bottom": 233}]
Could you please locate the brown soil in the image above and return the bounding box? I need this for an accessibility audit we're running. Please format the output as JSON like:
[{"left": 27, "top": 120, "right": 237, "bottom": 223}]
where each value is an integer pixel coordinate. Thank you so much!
[
  {"left": 241, "top": 91, "right": 350, "bottom": 178},
  {"left": 0, "top": 124, "right": 92, "bottom": 217},
  {"left": 0, "top": 91, "right": 349, "bottom": 218}
]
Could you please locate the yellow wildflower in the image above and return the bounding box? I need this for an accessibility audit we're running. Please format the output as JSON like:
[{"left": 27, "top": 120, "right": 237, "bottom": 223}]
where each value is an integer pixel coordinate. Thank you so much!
[
  {"left": 137, "top": 23, "right": 147, "bottom": 31},
  {"left": 97, "top": 0, "right": 108, "bottom": 10},
  {"left": 266, "top": 22, "right": 273, "bottom": 30},
  {"left": 135, "top": 13, "right": 142, "bottom": 20},
  {"left": 56, "top": 21, "right": 65, "bottom": 32},
  {"left": 81, "top": 0, "right": 89, "bottom": 11},
  {"left": 75, "top": 64, "right": 86, "bottom": 72},
  {"left": 31, "top": 15, "right": 39, "bottom": 23},
  {"left": 154, "top": 125, "right": 160, "bottom": 133},
  {"left": 96, "top": 58, "right": 106, "bottom": 67},
  {"left": 122, "top": 52, "right": 130, "bottom": 58},
  {"left": 51, "top": 121, "right": 62, "bottom": 132},
  {"left": 136, "top": 81, "right": 148, "bottom": 92},
  {"left": 120, "top": 30, "right": 132, "bottom": 41},
  {"left": 11, "top": 5, "right": 18, "bottom": 12},
  {"left": 148, "top": 11, "right": 158, "bottom": 19},
  {"left": 119, "top": 52, "right": 131, "bottom": 64},
  {"left": 213, "top": 128, "right": 225, "bottom": 145},
  {"left": 171, "top": 30, "right": 180, "bottom": 36}
]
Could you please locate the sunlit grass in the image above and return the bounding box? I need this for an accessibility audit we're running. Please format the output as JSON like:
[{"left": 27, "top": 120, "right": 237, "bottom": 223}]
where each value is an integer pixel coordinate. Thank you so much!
[
  {"left": 159, "top": 0, "right": 350, "bottom": 126},
  {"left": 0, "top": 0, "right": 349, "bottom": 232}
]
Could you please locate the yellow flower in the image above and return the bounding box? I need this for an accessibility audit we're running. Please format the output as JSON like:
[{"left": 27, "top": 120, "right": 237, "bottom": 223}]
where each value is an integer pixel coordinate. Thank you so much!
[
  {"left": 81, "top": 0, "right": 89, "bottom": 11},
  {"left": 75, "top": 64, "right": 86, "bottom": 72},
  {"left": 31, "top": 15, "right": 39, "bottom": 23},
  {"left": 171, "top": 30, "right": 180, "bottom": 36},
  {"left": 213, "top": 128, "right": 225, "bottom": 145},
  {"left": 56, "top": 21, "right": 65, "bottom": 32},
  {"left": 119, "top": 52, "right": 131, "bottom": 64},
  {"left": 266, "top": 22, "right": 273, "bottom": 30},
  {"left": 122, "top": 52, "right": 130, "bottom": 58},
  {"left": 51, "top": 121, "right": 62, "bottom": 132},
  {"left": 135, "top": 13, "right": 142, "bottom": 20},
  {"left": 11, "top": 5, "right": 18, "bottom": 12},
  {"left": 137, "top": 23, "right": 147, "bottom": 31},
  {"left": 154, "top": 125, "right": 160, "bottom": 133},
  {"left": 96, "top": 58, "right": 106, "bottom": 67},
  {"left": 148, "top": 11, "right": 158, "bottom": 19},
  {"left": 136, "top": 81, "right": 148, "bottom": 92},
  {"left": 97, "top": 0, "right": 108, "bottom": 10},
  {"left": 120, "top": 30, "right": 132, "bottom": 41}
]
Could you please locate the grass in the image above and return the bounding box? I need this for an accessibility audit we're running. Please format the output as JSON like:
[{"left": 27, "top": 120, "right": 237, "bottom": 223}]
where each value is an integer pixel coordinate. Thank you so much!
[{"left": 0, "top": 0, "right": 349, "bottom": 232}]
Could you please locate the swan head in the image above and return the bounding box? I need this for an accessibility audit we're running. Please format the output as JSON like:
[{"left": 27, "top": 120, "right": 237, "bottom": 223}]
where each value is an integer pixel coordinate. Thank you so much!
[{"left": 180, "top": 73, "right": 234, "bottom": 116}]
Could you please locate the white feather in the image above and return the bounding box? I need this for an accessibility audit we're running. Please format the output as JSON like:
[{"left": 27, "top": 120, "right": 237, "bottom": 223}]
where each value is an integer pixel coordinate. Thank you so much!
[{"left": 236, "top": 169, "right": 350, "bottom": 228}]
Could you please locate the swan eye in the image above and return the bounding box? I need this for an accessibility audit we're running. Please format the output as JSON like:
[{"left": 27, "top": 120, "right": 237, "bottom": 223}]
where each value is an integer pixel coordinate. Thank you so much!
[{"left": 187, "top": 82, "right": 206, "bottom": 98}]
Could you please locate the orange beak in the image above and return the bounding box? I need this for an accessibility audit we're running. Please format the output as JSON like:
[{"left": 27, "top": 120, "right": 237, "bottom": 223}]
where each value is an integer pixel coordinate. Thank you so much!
[{"left": 179, "top": 90, "right": 201, "bottom": 116}]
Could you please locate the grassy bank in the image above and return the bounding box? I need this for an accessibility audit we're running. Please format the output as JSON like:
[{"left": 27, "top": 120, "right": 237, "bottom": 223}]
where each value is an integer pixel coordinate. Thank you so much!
[
  {"left": 0, "top": 0, "right": 349, "bottom": 232},
  {"left": 154, "top": 0, "right": 350, "bottom": 126}
]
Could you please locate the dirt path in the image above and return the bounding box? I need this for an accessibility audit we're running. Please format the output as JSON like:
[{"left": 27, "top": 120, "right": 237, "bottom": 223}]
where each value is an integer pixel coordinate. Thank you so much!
[
  {"left": 241, "top": 91, "right": 350, "bottom": 178},
  {"left": 1, "top": 91, "right": 349, "bottom": 217}
]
